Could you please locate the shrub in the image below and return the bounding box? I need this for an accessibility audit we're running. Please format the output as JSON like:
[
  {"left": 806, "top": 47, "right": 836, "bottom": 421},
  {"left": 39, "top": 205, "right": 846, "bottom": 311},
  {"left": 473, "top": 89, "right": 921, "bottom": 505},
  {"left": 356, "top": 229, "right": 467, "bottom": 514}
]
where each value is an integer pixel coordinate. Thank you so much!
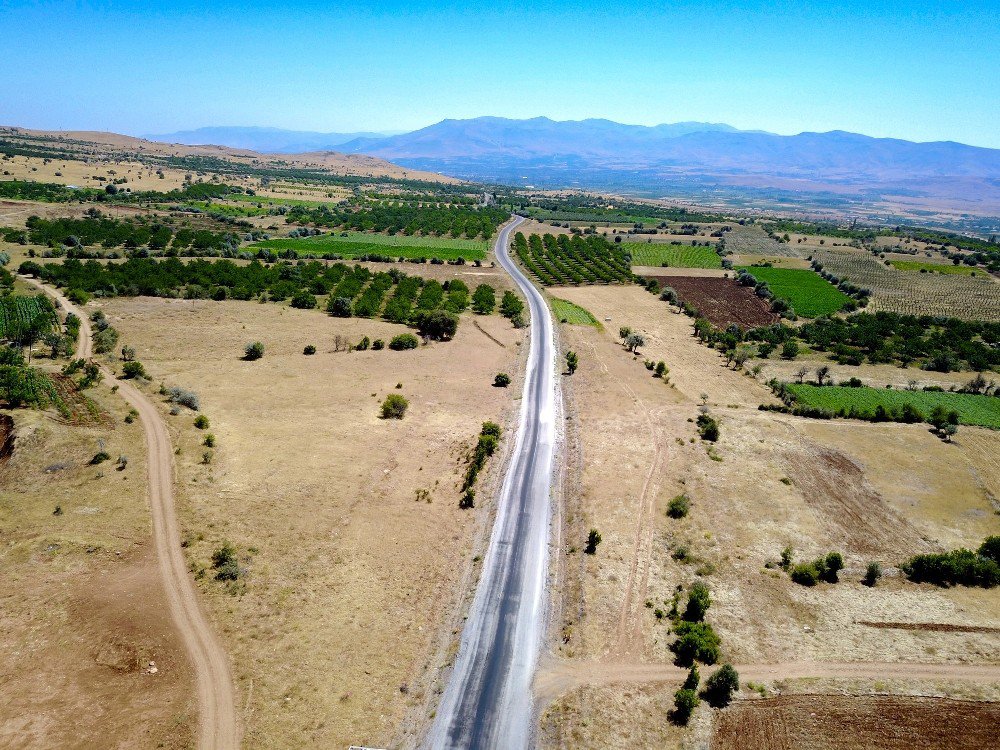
[
  {"left": 683, "top": 665, "right": 700, "bottom": 691},
  {"left": 66, "top": 288, "right": 91, "bottom": 305},
  {"left": 121, "top": 360, "right": 147, "bottom": 379},
  {"left": 290, "top": 290, "right": 317, "bottom": 309},
  {"left": 380, "top": 393, "right": 409, "bottom": 419},
  {"left": 901, "top": 546, "right": 1000, "bottom": 588},
  {"left": 863, "top": 561, "right": 882, "bottom": 587},
  {"left": 414, "top": 309, "right": 459, "bottom": 341},
  {"left": 978, "top": 536, "right": 1000, "bottom": 564},
  {"left": 243, "top": 341, "right": 264, "bottom": 360},
  {"left": 166, "top": 386, "right": 200, "bottom": 410},
  {"left": 212, "top": 542, "right": 240, "bottom": 581},
  {"left": 303, "top": 344, "right": 316, "bottom": 355},
  {"left": 203, "top": 433, "right": 216, "bottom": 447},
  {"left": 667, "top": 493, "right": 690, "bottom": 519},
  {"left": 823, "top": 551, "right": 844, "bottom": 583},
  {"left": 194, "top": 414, "right": 209, "bottom": 429},
  {"left": 672, "top": 621, "right": 721, "bottom": 666},
  {"left": 584, "top": 528, "right": 602, "bottom": 554},
  {"left": 459, "top": 488, "right": 475, "bottom": 509},
  {"left": 472, "top": 283, "right": 496, "bottom": 314},
  {"left": 356, "top": 336, "right": 371, "bottom": 351},
  {"left": 565, "top": 351, "right": 578, "bottom": 374},
  {"left": 683, "top": 582, "right": 711, "bottom": 622},
  {"left": 371, "top": 339, "right": 385, "bottom": 350},
  {"left": 93, "top": 326, "right": 119, "bottom": 354},
  {"left": 704, "top": 664, "right": 739, "bottom": 708},
  {"left": 90, "top": 450, "right": 111, "bottom": 465},
  {"left": 672, "top": 688, "right": 699, "bottom": 725},
  {"left": 389, "top": 333, "right": 419, "bottom": 351},
  {"left": 494, "top": 372, "right": 511, "bottom": 387},
  {"left": 790, "top": 562, "right": 820, "bottom": 586},
  {"left": 327, "top": 296, "right": 352, "bottom": 317},
  {"left": 697, "top": 413, "right": 720, "bottom": 442},
  {"left": 781, "top": 340, "right": 800, "bottom": 359}
]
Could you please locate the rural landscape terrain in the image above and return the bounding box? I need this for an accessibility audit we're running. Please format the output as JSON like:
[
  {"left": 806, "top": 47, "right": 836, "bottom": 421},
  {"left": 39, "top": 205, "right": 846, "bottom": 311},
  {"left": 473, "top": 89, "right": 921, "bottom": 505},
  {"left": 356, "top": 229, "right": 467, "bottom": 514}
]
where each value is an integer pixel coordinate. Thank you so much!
[{"left": 1, "top": 119, "right": 998, "bottom": 750}]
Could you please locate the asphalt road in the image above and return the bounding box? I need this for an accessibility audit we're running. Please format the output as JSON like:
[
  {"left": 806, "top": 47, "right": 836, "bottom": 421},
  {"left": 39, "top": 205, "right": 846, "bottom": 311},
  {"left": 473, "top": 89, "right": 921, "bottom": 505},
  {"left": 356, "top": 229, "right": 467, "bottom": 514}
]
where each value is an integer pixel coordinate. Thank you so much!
[{"left": 426, "top": 215, "right": 558, "bottom": 749}]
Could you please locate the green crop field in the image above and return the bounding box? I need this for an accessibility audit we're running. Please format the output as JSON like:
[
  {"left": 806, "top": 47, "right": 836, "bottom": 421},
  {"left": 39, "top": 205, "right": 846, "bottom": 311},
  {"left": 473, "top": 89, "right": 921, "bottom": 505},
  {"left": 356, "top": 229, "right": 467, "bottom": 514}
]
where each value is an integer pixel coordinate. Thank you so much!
[
  {"left": 0, "top": 295, "right": 57, "bottom": 340},
  {"left": 549, "top": 297, "right": 599, "bottom": 326},
  {"left": 889, "top": 260, "right": 984, "bottom": 276},
  {"left": 738, "top": 266, "right": 851, "bottom": 317},
  {"left": 251, "top": 231, "right": 488, "bottom": 261},
  {"left": 624, "top": 242, "right": 722, "bottom": 268},
  {"left": 786, "top": 384, "right": 1000, "bottom": 428}
]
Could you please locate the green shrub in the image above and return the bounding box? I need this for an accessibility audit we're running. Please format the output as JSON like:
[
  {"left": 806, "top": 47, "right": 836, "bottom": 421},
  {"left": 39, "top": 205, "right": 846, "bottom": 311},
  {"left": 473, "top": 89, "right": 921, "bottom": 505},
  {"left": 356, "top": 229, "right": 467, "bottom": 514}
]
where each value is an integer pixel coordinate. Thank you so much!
[
  {"left": 389, "top": 333, "right": 419, "bottom": 351},
  {"left": 121, "top": 361, "right": 147, "bottom": 379},
  {"left": 327, "top": 296, "right": 352, "bottom": 317},
  {"left": 212, "top": 542, "right": 240, "bottom": 581},
  {"left": 203, "top": 433, "right": 216, "bottom": 447},
  {"left": 414, "top": 309, "right": 459, "bottom": 341},
  {"left": 863, "top": 561, "right": 882, "bottom": 587},
  {"left": 781, "top": 340, "right": 800, "bottom": 359},
  {"left": 290, "top": 290, "right": 317, "bottom": 309},
  {"left": 667, "top": 493, "right": 690, "bottom": 519},
  {"left": 704, "top": 664, "right": 739, "bottom": 708},
  {"left": 90, "top": 450, "right": 111, "bottom": 465},
  {"left": 672, "top": 621, "right": 721, "bottom": 666},
  {"left": 380, "top": 393, "right": 409, "bottom": 419},
  {"left": 584, "top": 528, "right": 602, "bottom": 555},
  {"left": 823, "top": 551, "right": 844, "bottom": 583},
  {"left": 697, "top": 413, "right": 720, "bottom": 442},
  {"left": 194, "top": 414, "right": 209, "bottom": 429},
  {"left": 979, "top": 536, "right": 1000, "bottom": 564},
  {"left": 901, "top": 545, "right": 1000, "bottom": 588},
  {"left": 683, "top": 582, "right": 711, "bottom": 622},
  {"left": 672, "top": 688, "right": 699, "bottom": 725},
  {"left": 243, "top": 341, "right": 264, "bottom": 360},
  {"left": 303, "top": 344, "right": 316, "bottom": 355},
  {"left": 494, "top": 372, "right": 511, "bottom": 387},
  {"left": 790, "top": 562, "right": 820, "bottom": 586},
  {"left": 356, "top": 335, "right": 371, "bottom": 351},
  {"left": 682, "top": 665, "right": 700, "bottom": 691},
  {"left": 371, "top": 339, "right": 385, "bottom": 350}
]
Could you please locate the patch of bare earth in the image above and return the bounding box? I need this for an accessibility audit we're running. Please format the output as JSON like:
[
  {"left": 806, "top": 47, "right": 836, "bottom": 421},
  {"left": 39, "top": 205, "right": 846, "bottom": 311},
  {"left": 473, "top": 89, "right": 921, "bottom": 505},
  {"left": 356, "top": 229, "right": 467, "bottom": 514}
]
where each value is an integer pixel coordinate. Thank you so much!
[{"left": 99, "top": 296, "right": 524, "bottom": 749}]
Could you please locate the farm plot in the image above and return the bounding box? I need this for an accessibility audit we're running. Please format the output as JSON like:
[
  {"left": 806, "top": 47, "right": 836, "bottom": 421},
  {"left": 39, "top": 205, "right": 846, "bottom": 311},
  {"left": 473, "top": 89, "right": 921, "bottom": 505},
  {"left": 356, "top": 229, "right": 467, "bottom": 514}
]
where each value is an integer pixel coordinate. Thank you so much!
[
  {"left": 889, "top": 260, "right": 985, "bottom": 276},
  {"left": 252, "top": 231, "right": 488, "bottom": 261},
  {"left": 0, "top": 294, "right": 57, "bottom": 340},
  {"left": 738, "top": 266, "right": 851, "bottom": 317},
  {"left": 548, "top": 297, "right": 599, "bottom": 326},
  {"left": 785, "top": 384, "right": 1000, "bottom": 428},
  {"left": 645, "top": 275, "right": 779, "bottom": 329},
  {"left": 722, "top": 224, "right": 807, "bottom": 258},
  {"left": 514, "top": 232, "right": 632, "bottom": 285},
  {"left": 713, "top": 694, "right": 1000, "bottom": 750},
  {"left": 623, "top": 242, "right": 722, "bottom": 269},
  {"left": 815, "top": 248, "right": 1000, "bottom": 321}
]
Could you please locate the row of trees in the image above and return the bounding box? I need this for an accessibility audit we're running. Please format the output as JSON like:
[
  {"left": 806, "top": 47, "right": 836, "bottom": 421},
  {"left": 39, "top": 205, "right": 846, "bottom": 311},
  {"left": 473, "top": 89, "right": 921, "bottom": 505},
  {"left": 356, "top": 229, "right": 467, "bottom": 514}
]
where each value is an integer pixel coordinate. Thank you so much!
[{"left": 285, "top": 202, "right": 507, "bottom": 240}]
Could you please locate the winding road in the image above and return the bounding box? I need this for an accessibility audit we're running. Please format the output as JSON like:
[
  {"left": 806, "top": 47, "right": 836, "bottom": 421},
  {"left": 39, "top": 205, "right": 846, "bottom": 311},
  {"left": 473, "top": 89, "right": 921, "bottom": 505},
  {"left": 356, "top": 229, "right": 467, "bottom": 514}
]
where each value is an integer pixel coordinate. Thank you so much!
[
  {"left": 22, "top": 277, "right": 240, "bottom": 750},
  {"left": 426, "top": 215, "right": 559, "bottom": 749}
]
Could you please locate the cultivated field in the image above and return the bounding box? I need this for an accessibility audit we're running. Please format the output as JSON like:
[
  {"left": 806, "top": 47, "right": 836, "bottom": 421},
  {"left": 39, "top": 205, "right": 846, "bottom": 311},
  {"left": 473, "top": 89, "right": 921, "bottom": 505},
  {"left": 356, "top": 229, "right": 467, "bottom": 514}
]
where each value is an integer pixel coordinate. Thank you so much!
[
  {"left": 644, "top": 275, "right": 779, "bottom": 328},
  {"left": 624, "top": 242, "right": 722, "bottom": 268},
  {"left": 723, "top": 225, "right": 805, "bottom": 258},
  {"left": 737, "top": 267, "right": 851, "bottom": 317},
  {"left": 251, "top": 231, "right": 488, "bottom": 261},
  {"left": 97, "top": 296, "right": 525, "bottom": 749},
  {"left": 548, "top": 297, "right": 600, "bottom": 326},
  {"left": 815, "top": 248, "right": 1000, "bottom": 321}
]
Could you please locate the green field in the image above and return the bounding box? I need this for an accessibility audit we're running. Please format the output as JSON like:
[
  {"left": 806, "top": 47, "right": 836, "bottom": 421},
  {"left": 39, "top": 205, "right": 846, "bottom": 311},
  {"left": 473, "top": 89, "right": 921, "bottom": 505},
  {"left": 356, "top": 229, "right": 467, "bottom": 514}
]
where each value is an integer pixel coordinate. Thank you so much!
[
  {"left": 0, "top": 295, "right": 57, "bottom": 339},
  {"left": 251, "top": 231, "right": 488, "bottom": 261},
  {"left": 625, "top": 242, "right": 722, "bottom": 269},
  {"left": 738, "top": 266, "right": 851, "bottom": 317},
  {"left": 889, "top": 260, "right": 984, "bottom": 276},
  {"left": 786, "top": 384, "right": 1000, "bottom": 428},
  {"left": 549, "top": 297, "right": 600, "bottom": 326}
]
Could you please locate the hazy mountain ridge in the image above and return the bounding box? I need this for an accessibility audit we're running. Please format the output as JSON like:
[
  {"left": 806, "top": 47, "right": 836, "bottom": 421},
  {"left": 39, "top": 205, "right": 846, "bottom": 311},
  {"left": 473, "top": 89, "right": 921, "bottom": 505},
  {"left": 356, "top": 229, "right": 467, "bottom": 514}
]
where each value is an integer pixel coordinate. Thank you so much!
[{"left": 144, "top": 126, "right": 400, "bottom": 154}]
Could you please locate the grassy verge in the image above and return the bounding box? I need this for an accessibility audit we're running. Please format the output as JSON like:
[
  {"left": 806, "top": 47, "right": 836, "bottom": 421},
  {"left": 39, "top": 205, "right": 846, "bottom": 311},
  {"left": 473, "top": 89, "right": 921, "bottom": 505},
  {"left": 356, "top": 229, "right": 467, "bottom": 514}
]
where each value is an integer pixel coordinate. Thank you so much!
[
  {"left": 625, "top": 242, "right": 722, "bottom": 268},
  {"left": 251, "top": 231, "right": 488, "bottom": 260},
  {"left": 785, "top": 384, "right": 1000, "bottom": 428},
  {"left": 738, "top": 267, "right": 851, "bottom": 317},
  {"left": 549, "top": 297, "right": 600, "bottom": 326}
]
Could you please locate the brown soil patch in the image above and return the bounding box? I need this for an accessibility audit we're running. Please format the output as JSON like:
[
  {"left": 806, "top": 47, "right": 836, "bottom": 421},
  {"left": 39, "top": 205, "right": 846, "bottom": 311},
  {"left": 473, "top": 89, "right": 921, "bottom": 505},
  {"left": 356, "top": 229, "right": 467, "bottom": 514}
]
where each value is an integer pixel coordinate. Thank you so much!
[
  {"left": 645, "top": 275, "right": 779, "bottom": 328},
  {"left": 712, "top": 694, "right": 1000, "bottom": 750},
  {"left": 859, "top": 621, "right": 1000, "bottom": 635}
]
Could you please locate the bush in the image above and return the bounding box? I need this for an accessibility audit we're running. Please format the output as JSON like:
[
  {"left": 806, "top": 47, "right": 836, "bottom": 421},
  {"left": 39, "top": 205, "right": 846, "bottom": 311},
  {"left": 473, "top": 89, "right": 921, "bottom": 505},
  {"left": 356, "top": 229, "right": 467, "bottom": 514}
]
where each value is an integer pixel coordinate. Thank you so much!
[
  {"left": 697, "top": 413, "right": 720, "bottom": 442},
  {"left": 823, "top": 551, "right": 844, "bottom": 583},
  {"left": 212, "top": 542, "right": 241, "bottom": 581},
  {"left": 979, "top": 536, "right": 1000, "bottom": 564},
  {"left": 166, "top": 386, "right": 200, "bottom": 410},
  {"left": 371, "top": 339, "right": 384, "bottom": 350},
  {"left": 584, "top": 528, "right": 602, "bottom": 555},
  {"left": 667, "top": 493, "right": 690, "bottom": 519},
  {"left": 303, "top": 344, "right": 316, "bottom": 355},
  {"left": 863, "top": 561, "right": 882, "bottom": 587},
  {"left": 66, "top": 288, "right": 91, "bottom": 305},
  {"left": 494, "top": 372, "right": 511, "bottom": 387},
  {"left": 414, "top": 309, "right": 459, "bottom": 341},
  {"left": 90, "top": 450, "right": 111, "bottom": 465},
  {"left": 683, "top": 582, "right": 711, "bottom": 622},
  {"left": 194, "top": 414, "right": 209, "bottom": 429},
  {"left": 781, "top": 340, "right": 800, "bottom": 359},
  {"left": 243, "top": 341, "right": 264, "bottom": 360},
  {"left": 121, "top": 360, "right": 147, "bottom": 379},
  {"left": 327, "top": 296, "right": 352, "bottom": 317},
  {"left": 290, "top": 290, "right": 317, "bottom": 309},
  {"left": 389, "top": 333, "right": 419, "bottom": 350},
  {"left": 203, "top": 433, "right": 216, "bottom": 447},
  {"left": 356, "top": 336, "right": 370, "bottom": 351},
  {"left": 672, "top": 621, "right": 721, "bottom": 666},
  {"left": 380, "top": 393, "right": 409, "bottom": 419},
  {"left": 93, "top": 326, "right": 119, "bottom": 354},
  {"left": 672, "top": 688, "right": 699, "bottom": 725},
  {"left": 703, "top": 664, "right": 739, "bottom": 708},
  {"left": 901, "top": 546, "right": 1000, "bottom": 588},
  {"left": 790, "top": 562, "right": 820, "bottom": 586}
]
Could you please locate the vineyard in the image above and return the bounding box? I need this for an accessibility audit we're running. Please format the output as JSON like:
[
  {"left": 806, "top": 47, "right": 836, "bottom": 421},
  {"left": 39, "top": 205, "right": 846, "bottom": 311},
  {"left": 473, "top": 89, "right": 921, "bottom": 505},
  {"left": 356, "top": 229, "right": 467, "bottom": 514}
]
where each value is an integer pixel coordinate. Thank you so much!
[
  {"left": 785, "top": 384, "right": 1000, "bottom": 428},
  {"left": 252, "top": 231, "right": 487, "bottom": 261},
  {"left": 647, "top": 275, "right": 779, "bottom": 329},
  {"left": 722, "top": 225, "right": 806, "bottom": 259},
  {"left": 737, "top": 266, "right": 851, "bottom": 317},
  {"left": 814, "top": 248, "right": 1000, "bottom": 321},
  {"left": 889, "top": 260, "right": 984, "bottom": 276},
  {"left": 549, "top": 297, "right": 599, "bottom": 326},
  {"left": 624, "top": 242, "right": 722, "bottom": 269},
  {"left": 513, "top": 232, "right": 632, "bottom": 285},
  {"left": 0, "top": 295, "right": 57, "bottom": 341}
]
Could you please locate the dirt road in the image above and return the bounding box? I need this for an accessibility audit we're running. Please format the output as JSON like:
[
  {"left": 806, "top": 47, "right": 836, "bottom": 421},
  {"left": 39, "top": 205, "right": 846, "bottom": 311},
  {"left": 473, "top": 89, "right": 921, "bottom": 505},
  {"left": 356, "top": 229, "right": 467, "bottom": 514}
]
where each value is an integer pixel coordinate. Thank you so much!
[{"left": 22, "top": 277, "right": 240, "bottom": 750}]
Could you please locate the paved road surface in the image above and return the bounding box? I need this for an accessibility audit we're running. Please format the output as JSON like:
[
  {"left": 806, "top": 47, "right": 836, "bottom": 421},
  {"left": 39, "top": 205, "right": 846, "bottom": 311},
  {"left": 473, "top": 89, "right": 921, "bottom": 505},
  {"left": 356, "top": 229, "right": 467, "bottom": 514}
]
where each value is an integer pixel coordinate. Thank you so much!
[
  {"left": 426, "top": 216, "right": 558, "bottom": 749},
  {"left": 23, "top": 277, "right": 241, "bottom": 750}
]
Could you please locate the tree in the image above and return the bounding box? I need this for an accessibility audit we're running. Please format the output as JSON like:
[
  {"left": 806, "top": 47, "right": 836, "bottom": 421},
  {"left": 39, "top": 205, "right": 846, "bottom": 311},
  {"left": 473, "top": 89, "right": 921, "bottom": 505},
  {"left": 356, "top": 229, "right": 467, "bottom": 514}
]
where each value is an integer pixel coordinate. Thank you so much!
[
  {"left": 584, "top": 528, "right": 602, "bottom": 554},
  {"left": 415, "top": 309, "right": 459, "bottom": 341},
  {"left": 704, "top": 664, "right": 739, "bottom": 708},
  {"left": 672, "top": 689, "right": 699, "bottom": 725},
  {"left": 979, "top": 536, "right": 1000, "bottom": 564},
  {"left": 671, "top": 621, "right": 721, "bottom": 666},
  {"left": 494, "top": 372, "right": 511, "bottom": 387},
  {"left": 815, "top": 365, "right": 831, "bottom": 385},
  {"left": 121, "top": 361, "right": 147, "bottom": 379},
  {"left": 667, "top": 493, "right": 689, "bottom": 519},
  {"left": 796, "top": 365, "right": 809, "bottom": 383},
  {"left": 781, "top": 340, "right": 800, "bottom": 360},
  {"left": 500, "top": 290, "right": 524, "bottom": 321},
  {"left": 863, "top": 561, "right": 882, "bottom": 587},
  {"left": 655, "top": 361, "right": 667, "bottom": 378},
  {"left": 121, "top": 345, "right": 136, "bottom": 362},
  {"left": 619, "top": 326, "right": 632, "bottom": 340},
  {"left": 683, "top": 665, "right": 700, "bottom": 691},
  {"left": 823, "top": 551, "right": 844, "bottom": 583},
  {"left": 683, "top": 582, "right": 711, "bottom": 622},
  {"left": 624, "top": 332, "right": 645, "bottom": 353},
  {"left": 327, "top": 296, "right": 352, "bottom": 317},
  {"left": 389, "top": 333, "right": 419, "bottom": 350},
  {"left": 380, "top": 393, "right": 409, "bottom": 419},
  {"left": 565, "top": 350, "right": 578, "bottom": 374},
  {"left": 290, "top": 290, "right": 317, "bottom": 309},
  {"left": 472, "top": 284, "right": 496, "bottom": 314},
  {"left": 697, "top": 413, "right": 719, "bottom": 442},
  {"left": 243, "top": 341, "right": 264, "bottom": 360}
]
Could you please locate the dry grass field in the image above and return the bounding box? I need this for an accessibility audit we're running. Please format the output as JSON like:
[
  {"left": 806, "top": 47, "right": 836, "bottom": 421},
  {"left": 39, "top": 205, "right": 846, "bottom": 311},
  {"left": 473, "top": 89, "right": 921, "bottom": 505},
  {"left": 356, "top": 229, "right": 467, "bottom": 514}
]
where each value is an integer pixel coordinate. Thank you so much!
[
  {"left": 0, "top": 386, "right": 195, "bottom": 749},
  {"left": 96, "top": 296, "right": 524, "bottom": 749},
  {"left": 538, "top": 284, "right": 1000, "bottom": 748}
]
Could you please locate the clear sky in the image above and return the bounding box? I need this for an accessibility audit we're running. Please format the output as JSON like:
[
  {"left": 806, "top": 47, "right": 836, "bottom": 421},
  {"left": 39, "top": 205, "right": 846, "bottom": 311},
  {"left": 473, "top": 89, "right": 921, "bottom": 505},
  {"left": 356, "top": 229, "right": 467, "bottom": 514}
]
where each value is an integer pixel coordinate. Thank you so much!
[{"left": 1, "top": 0, "right": 998, "bottom": 147}]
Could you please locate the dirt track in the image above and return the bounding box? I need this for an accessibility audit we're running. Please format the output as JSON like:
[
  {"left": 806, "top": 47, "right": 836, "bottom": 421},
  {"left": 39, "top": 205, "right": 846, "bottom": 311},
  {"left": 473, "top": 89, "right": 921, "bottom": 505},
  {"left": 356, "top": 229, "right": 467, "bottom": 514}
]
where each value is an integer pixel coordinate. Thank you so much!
[{"left": 23, "top": 278, "right": 240, "bottom": 750}]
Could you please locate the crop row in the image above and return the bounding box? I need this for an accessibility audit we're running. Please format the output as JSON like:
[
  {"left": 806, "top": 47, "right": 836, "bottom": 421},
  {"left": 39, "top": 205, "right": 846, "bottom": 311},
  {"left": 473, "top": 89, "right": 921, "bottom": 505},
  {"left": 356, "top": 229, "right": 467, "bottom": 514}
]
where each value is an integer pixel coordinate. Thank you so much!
[
  {"left": 514, "top": 232, "right": 632, "bottom": 285},
  {"left": 0, "top": 295, "right": 57, "bottom": 341}
]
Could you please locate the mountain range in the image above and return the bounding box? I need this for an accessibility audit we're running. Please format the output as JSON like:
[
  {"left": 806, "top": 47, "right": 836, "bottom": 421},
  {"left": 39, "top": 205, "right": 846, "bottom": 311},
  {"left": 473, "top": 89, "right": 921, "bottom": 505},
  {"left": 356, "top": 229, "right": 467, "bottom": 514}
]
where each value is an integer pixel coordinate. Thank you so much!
[{"left": 144, "top": 126, "right": 402, "bottom": 154}]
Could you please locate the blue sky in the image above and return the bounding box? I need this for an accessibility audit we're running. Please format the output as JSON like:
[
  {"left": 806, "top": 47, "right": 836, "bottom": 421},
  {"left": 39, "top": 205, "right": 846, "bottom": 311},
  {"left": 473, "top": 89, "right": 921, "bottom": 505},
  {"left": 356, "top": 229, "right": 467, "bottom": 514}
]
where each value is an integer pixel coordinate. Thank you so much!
[{"left": 1, "top": 0, "right": 997, "bottom": 147}]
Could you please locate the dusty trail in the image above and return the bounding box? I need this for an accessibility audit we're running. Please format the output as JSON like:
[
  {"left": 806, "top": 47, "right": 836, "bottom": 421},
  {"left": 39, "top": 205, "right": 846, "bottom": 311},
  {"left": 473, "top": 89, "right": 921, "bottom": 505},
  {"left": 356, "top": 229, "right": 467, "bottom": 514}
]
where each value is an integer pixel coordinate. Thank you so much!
[
  {"left": 534, "top": 656, "right": 1000, "bottom": 706},
  {"left": 22, "top": 277, "right": 240, "bottom": 750}
]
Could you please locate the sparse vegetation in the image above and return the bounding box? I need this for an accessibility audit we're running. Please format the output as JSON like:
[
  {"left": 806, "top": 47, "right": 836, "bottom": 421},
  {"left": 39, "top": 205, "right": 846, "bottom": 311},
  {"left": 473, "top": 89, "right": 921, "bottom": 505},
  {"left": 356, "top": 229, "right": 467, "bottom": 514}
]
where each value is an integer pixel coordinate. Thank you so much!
[
  {"left": 243, "top": 341, "right": 264, "bottom": 360},
  {"left": 379, "top": 393, "right": 409, "bottom": 420}
]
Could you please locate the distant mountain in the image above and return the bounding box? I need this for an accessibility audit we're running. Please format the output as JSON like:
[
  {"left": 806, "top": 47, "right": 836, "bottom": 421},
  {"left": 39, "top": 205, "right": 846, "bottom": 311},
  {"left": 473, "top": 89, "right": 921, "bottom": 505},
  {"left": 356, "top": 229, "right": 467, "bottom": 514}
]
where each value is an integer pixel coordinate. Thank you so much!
[{"left": 144, "top": 126, "right": 398, "bottom": 154}]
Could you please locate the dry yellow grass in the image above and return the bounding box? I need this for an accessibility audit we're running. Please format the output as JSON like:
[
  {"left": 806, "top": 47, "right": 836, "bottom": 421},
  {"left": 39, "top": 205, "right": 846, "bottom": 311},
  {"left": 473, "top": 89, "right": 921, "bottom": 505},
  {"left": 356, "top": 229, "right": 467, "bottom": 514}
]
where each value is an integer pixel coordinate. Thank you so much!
[{"left": 97, "top": 296, "right": 524, "bottom": 748}]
